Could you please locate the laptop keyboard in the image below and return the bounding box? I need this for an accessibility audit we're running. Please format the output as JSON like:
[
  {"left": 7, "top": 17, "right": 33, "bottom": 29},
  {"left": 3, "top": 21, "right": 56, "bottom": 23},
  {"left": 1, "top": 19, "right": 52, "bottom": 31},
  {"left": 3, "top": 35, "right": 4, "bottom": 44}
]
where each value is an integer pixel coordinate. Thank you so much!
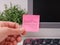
[{"left": 23, "top": 39, "right": 60, "bottom": 45}]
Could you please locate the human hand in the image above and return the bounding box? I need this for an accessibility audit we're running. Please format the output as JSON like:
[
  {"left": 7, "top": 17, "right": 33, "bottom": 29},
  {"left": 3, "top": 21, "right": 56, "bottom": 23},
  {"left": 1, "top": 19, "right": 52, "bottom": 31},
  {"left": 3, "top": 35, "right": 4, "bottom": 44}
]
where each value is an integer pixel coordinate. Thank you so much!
[{"left": 0, "top": 21, "right": 26, "bottom": 45}]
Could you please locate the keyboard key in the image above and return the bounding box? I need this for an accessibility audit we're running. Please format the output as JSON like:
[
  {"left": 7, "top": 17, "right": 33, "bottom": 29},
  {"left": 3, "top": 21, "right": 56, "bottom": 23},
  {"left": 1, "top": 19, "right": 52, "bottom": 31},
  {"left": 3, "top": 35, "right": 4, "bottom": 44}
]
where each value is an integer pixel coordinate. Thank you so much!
[
  {"left": 53, "top": 39, "right": 59, "bottom": 44},
  {"left": 38, "top": 39, "right": 44, "bottom": 44},
  {"left": 58, "top": 39, "right": 60, "bottom": 44},
  {"left": 32, "top": 39, "right": 38, "bottom": 45},
  {"left": 45, "top": 39, "right": 52, "bottom": 44},
  {"left": 23, "top": 39, "right": 32, "bottom": 45},
  {"left": 50, "top": 39, "right": 54, "bottom": 44}
]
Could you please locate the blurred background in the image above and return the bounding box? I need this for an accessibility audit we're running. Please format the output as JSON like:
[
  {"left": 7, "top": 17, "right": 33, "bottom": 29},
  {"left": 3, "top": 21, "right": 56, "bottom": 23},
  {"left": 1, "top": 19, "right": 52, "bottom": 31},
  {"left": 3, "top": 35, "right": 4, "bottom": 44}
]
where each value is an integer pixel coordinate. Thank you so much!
[{"left": 0, "top": 0, "right": 28, "bottom": 12}]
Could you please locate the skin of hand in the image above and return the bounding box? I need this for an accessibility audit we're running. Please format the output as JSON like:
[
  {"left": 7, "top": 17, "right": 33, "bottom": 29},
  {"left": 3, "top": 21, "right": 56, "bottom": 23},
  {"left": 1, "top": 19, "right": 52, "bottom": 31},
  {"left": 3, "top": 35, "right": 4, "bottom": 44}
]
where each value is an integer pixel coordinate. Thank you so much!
[{"left": 0, "top": 21, "right": 26, "bottom": 45}]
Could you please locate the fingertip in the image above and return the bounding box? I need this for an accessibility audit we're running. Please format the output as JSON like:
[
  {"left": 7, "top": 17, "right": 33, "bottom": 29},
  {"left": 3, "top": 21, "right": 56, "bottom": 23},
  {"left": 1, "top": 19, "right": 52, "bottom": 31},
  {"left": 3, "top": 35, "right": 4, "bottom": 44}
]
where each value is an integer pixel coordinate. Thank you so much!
[
  {"left": 13, "top": 41, "right": 17, "bottom": 45},
  {"left": 20, "top": 28, "right": 26, "bottom": 35},
  {"left": 10, "top": 37, "right": 15, "bottom": 42},
  {"left": 15, "top": 23, "right": 20, "bottom": 28},
  {"left": 21, "top": 30, "right": 26, "bottom": 35},
  {"left": 16, "top": 37, "right": 22, "bottom": 42}
]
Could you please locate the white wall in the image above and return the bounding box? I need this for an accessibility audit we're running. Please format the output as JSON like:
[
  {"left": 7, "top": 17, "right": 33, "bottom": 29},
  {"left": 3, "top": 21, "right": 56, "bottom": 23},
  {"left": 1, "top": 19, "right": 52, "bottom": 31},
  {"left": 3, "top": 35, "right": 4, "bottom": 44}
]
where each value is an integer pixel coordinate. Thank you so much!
[{"left": 0, "top": 0, "right": 28, "bottom": 12}]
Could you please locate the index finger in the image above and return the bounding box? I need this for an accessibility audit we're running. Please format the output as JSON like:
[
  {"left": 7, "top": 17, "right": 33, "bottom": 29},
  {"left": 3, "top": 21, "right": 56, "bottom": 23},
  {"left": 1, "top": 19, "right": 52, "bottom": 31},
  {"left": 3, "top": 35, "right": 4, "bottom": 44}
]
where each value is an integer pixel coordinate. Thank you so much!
[
  {"left": 0, "top": 21, "right": 20, "bottom": 28},
  {"left": 8, "top": 22, "right": 20, "bottom": 28}
]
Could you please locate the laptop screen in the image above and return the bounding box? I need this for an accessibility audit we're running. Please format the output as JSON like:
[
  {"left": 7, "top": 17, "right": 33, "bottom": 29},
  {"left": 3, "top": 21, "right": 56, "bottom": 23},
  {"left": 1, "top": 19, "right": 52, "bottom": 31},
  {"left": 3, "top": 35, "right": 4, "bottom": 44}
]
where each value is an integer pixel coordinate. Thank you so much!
[{"left": 33, "top": 0, "right": 60, "bottom": 22}]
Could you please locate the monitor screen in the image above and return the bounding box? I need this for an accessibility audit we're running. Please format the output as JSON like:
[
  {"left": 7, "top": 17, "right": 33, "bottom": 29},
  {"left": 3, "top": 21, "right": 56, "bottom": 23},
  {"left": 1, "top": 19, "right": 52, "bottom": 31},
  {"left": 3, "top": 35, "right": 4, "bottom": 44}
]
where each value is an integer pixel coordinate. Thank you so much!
[
  {"left": 33, "top": 0, "right": 60, "bottom": 22},
  {"left": 28, "top": 0, "right": 60, "bottom": 28}
]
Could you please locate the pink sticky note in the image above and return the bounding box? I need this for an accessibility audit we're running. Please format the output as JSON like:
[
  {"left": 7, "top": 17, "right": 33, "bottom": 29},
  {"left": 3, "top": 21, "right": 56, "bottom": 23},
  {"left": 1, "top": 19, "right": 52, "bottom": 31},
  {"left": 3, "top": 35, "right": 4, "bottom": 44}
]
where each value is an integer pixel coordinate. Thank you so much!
[{"left": 22, "top": 15, "right": 40, "bottom": 32}]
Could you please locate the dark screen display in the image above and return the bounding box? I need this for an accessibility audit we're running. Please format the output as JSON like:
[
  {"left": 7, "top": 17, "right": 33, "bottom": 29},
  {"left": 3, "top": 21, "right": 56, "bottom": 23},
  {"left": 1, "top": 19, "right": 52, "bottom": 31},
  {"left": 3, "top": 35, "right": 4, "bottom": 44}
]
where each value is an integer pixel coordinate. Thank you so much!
[{"left": 33, "top": 0, "right": 60, "bottom": 22}]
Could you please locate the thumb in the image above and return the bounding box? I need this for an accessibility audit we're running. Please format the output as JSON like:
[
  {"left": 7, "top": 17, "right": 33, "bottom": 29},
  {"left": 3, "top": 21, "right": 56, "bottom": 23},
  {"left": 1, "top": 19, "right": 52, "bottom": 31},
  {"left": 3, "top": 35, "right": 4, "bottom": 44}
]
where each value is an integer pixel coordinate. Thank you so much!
[{"left": 8, "top": 28, "right": 23, "bottom": 35}]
